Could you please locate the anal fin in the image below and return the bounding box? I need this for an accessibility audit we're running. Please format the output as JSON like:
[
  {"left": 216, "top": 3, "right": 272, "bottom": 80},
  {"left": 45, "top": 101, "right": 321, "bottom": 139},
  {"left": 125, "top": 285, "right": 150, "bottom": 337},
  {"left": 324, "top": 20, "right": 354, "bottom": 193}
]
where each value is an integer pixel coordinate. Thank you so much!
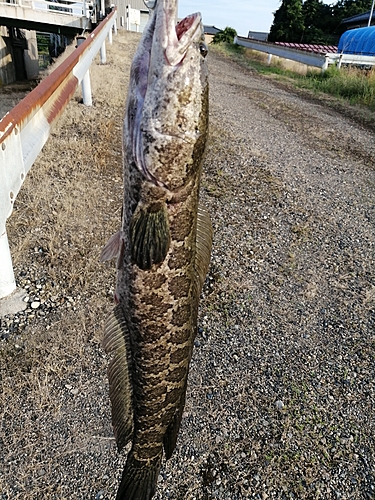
[{"left": 103, "top": 305, "right": 134, "bottom": 451}]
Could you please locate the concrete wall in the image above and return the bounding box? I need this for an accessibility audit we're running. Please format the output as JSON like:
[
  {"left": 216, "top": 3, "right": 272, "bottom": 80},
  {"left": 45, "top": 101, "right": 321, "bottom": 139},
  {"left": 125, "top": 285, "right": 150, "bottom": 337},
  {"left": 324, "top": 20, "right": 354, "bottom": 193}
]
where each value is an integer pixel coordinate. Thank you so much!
[
  {"left": 0, "top": 27, "right": 39, "bottom": 85},
  {"left": 244, "top": 48, "right": 320, "bottom": 76},
  {"left": 23, "top": 30, "right": 39, "bottom": 79},
  {"left": 0, "top": 27, "right": 16, "bottom": 86}
]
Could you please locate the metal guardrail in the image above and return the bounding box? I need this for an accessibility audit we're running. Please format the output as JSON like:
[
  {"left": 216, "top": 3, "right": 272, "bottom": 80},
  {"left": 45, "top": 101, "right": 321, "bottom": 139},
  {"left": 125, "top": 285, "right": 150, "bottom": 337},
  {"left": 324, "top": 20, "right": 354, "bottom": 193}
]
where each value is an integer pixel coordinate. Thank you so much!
[
  {"left": 0, "top": 8, "right": 117, "bottom": 311},
  {"left": 234, "top": 36, "right": 375, "bottom": 71}
]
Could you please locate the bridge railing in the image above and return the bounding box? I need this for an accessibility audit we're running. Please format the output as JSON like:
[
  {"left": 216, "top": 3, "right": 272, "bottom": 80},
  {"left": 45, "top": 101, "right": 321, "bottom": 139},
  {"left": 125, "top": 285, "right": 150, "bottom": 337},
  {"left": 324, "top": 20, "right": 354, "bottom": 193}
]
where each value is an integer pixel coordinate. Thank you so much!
[
  {"left": 0, "top": 0, "right": 92, "bottom": 18},
  {"left": 0, "top": 8, "right": 117, "bottom": 314}
]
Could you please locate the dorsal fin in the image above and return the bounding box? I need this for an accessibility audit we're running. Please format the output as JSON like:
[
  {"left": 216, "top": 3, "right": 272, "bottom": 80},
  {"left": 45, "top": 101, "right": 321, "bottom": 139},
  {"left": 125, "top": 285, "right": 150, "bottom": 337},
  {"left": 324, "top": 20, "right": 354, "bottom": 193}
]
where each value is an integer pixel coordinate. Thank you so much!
[
  {"left": 103, "top": 305, "right": 134, "bottom": 451},
  {"left": 194, "top": 204, "right": 213, "bottom": 294}
]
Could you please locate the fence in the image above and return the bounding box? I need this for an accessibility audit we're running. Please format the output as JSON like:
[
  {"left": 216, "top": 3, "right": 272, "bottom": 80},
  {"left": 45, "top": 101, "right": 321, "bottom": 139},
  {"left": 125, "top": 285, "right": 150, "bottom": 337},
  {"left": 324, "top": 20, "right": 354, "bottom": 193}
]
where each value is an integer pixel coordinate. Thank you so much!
[
  {"left": 234, "top": 36, "right": 375, "bottom": 72},
  {"left": 0, "top": 8, "right": 117, "bottom": 314}
]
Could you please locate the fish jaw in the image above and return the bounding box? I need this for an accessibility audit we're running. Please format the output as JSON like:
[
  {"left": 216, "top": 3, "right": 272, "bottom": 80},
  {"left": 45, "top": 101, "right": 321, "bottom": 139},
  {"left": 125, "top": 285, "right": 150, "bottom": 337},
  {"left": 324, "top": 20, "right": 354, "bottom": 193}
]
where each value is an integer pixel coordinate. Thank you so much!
[{"left": 124, "top": 0, "right": 208, "bottom": 192}]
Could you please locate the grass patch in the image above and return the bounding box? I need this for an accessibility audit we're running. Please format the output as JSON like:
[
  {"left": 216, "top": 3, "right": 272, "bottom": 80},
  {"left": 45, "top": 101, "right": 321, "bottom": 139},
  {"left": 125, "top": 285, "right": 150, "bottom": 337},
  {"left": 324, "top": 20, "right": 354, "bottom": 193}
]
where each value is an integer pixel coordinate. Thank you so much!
[
  {"left": 212, "top": 42, "right": 375, "bottom": 110},
  {"left": 300, "top": 66, "right": 375, "bottom": 109}
]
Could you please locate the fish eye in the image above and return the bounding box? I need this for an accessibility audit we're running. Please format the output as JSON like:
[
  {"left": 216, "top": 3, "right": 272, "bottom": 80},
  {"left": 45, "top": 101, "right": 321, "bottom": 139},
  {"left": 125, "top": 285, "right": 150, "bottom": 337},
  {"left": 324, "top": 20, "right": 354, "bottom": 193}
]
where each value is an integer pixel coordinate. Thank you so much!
[
  {"left": 199, "top": 42, "right": 208, "bottom": 58},
  {"left": 143, "top": 0, "right": 156, "bottom": 8}
]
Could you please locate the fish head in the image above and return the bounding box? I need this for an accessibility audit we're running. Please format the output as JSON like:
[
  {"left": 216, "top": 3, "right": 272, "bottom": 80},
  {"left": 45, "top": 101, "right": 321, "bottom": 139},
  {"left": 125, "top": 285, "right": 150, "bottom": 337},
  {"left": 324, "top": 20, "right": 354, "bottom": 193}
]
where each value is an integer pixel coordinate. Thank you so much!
[{"left": 128, "top": 0, "right": 209, "bottom": 192}]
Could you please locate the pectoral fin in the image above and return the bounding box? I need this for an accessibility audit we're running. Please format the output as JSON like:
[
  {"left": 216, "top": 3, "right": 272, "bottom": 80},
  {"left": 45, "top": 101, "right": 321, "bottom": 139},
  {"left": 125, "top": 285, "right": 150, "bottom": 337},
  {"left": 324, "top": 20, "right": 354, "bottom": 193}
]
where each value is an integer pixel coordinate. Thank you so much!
[
  {"left": 130, "top": 202, "right": 170, "bottom": 270},
  {"left": 100, "top": 231, "right": 124, "bottom": 267},
  {"left": 103, "top": 305, "right": 134, "bottom": 451}
]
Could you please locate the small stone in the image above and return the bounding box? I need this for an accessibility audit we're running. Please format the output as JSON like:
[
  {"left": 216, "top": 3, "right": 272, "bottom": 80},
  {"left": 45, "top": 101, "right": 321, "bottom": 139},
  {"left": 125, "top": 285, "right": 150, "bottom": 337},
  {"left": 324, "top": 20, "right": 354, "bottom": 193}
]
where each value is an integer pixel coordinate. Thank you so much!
[
  {"left": 95, "top": 491, "right": 105, "bottom": 500},
  {"left": 276, "top": 400, "right": 284, "bottom": 410},
  {"left": 30, "top": 301, "right": 41, "bottom": 309}
]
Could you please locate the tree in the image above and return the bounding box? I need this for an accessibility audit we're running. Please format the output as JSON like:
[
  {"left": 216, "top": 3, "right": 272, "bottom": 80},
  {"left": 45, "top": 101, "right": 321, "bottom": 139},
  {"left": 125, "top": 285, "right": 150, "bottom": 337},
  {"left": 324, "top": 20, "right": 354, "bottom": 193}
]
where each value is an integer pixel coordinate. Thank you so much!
[
  {"left": 268, "top": 0, "right": 305, "bottom": 42},
  {"left": 301, "top": 0, "right": 335, "bottom": 43},
  {"left": 269, "top": 0, "right": 375, "bottom": 45},
  {"left": 212, "top": 27, "right": 237, "bottom": 44}
]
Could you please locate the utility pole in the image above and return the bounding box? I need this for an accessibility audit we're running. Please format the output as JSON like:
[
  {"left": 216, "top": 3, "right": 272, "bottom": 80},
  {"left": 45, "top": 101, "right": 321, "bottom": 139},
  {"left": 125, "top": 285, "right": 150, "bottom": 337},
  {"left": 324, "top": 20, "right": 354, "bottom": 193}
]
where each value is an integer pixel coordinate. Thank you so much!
[{"left": 368, "top": 0, "right": 375, "bottom": 26}]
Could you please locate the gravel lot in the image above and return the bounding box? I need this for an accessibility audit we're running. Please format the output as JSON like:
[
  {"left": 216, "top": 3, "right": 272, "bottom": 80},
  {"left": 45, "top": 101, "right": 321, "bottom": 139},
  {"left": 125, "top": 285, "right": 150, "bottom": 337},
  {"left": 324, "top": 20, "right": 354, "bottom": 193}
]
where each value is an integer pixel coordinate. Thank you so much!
[{"left": 1, "top": 30, "right": 375, "bottom": 499}]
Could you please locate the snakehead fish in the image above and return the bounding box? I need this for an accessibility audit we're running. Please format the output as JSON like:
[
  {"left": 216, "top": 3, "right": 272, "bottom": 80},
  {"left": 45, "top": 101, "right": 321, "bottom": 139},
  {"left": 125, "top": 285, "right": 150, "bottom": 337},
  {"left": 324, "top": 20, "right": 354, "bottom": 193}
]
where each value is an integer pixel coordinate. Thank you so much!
[{"left": 100, "top": 0, "right": 212, "bottom": 498}]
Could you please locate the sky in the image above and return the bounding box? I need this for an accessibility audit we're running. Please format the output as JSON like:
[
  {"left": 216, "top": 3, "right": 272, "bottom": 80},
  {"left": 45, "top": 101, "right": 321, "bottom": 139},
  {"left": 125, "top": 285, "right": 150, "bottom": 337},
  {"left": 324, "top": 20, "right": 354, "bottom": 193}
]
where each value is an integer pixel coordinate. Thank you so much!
[{"left": 178, "top": 0, "right": 328, "bottom": 38}]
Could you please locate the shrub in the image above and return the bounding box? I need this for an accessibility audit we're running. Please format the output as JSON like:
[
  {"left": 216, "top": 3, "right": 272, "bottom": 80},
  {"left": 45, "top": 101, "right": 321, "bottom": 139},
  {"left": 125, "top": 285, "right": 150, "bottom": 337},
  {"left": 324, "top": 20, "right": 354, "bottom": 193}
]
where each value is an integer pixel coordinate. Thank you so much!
[{"left": 212, "top": 27, "right": 237, "bottom": 45}]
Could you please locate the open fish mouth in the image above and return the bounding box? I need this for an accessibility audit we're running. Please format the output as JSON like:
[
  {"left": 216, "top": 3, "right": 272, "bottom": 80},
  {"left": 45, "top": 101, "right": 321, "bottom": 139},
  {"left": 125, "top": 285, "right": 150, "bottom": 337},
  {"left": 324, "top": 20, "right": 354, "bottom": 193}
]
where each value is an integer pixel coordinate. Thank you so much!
[{"left": 165, "top": 12, "right": 203, "bottom": 66}]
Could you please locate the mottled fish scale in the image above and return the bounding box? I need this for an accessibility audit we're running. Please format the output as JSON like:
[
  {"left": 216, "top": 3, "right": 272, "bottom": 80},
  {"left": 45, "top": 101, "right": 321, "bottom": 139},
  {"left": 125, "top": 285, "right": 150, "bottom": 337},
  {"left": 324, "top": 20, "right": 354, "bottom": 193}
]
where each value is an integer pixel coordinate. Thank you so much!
[{"left": 101, "top": 1, "right": 211, "bottom": 499}]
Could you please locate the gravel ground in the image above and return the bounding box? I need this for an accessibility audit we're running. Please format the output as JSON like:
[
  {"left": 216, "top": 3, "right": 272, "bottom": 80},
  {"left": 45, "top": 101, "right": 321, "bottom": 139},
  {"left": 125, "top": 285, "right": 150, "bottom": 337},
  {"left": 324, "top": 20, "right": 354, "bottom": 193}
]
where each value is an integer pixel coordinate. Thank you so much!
[{"left": 1, "top": 31, "right": 375, "bottom": 499}]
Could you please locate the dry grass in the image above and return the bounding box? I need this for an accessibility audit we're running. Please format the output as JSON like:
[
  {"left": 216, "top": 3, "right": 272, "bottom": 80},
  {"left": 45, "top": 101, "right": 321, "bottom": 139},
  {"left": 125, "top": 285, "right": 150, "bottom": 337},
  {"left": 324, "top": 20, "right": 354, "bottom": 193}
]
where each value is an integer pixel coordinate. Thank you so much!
[{"left": 1, "top": 31, "right": 141, "bottom": 499}]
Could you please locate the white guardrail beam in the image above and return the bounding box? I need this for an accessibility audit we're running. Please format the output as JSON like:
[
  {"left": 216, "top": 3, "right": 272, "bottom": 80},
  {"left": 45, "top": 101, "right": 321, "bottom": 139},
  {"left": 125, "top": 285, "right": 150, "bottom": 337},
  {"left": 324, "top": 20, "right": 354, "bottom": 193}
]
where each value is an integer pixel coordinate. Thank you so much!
[
  {"left": 0, "top": 8, "right": 117, "bottom": 314},
  {"left": 235, "top": 36, "right": 375, "bottom": 71}
]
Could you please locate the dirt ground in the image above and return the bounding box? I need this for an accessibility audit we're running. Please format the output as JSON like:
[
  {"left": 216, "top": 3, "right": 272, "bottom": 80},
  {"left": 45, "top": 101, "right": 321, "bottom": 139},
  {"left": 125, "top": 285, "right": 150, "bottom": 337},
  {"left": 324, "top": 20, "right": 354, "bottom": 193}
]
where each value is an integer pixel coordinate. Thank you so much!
[
  {"left": 0, "top": 82, "right": 34, "bottom": 119},
  {"left": 1, "top": 30, "right": 375, "bottom": 499}
]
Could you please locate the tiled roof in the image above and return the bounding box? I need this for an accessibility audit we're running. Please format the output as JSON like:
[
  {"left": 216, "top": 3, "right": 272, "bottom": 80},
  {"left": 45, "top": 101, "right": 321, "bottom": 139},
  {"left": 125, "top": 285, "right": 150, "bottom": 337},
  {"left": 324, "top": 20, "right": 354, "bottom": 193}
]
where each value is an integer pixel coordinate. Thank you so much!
[
  {"left": 204, "top": 26, "right": 222, "bottom": 35},
  {"left": 275, "top": 42, "right": 338, "bottom": 54}
]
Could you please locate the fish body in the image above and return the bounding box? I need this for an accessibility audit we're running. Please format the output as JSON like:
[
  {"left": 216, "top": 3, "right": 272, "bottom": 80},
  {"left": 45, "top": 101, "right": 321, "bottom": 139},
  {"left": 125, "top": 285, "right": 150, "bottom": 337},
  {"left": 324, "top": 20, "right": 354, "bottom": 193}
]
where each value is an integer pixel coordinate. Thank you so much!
[{"left": 101, "top": 1, "right": 212, "bottom": 499}]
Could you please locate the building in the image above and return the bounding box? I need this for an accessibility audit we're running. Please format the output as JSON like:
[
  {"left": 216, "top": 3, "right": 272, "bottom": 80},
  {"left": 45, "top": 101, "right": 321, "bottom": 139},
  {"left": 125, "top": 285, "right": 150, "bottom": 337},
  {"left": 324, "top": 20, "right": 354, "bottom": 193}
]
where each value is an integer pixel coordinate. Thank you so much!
[
  {"left": 247, "top": 31, "right": 268, "bottom": 42},
  {"left": 203, "top": 25, "right": 222, "bottom": 43},
  {"left": 112, "top": 0, "right": 152, "bottom": 32},
  {"left": 340, "top": 11, "right": 375, "bottom": 31}
]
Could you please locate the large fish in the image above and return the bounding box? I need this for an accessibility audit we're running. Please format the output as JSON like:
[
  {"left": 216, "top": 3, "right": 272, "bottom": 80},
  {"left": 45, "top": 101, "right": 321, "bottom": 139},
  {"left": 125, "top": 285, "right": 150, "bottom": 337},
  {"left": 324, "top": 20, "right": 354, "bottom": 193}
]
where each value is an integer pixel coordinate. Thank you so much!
[{"left": 101, "top": 0, "right": 212, "bottom": 498}]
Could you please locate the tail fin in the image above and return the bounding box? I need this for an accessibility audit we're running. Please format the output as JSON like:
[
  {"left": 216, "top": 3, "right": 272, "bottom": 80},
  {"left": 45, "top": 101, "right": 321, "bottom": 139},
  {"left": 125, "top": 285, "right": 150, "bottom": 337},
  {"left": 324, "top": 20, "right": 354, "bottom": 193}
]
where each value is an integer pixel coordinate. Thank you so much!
[{"left": 115, "top": 452, "right": 162, "bottom": 500}]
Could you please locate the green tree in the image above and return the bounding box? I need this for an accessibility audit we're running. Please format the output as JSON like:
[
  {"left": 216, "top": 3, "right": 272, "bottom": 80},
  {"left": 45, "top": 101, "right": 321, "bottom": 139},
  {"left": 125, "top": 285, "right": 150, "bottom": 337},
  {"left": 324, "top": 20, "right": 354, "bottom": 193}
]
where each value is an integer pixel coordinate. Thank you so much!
[
  {"left": 212, "top": 27, "right": 237, "bottom": 44},
  {"left": 301, "top": 0, "right": 335, "bottom": 43},
  {"left": 269, "top": 0, "right": 305, "bottom": 42},
  {"left": 269, "top": 0, "right": 374, "bottom": 45}
]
